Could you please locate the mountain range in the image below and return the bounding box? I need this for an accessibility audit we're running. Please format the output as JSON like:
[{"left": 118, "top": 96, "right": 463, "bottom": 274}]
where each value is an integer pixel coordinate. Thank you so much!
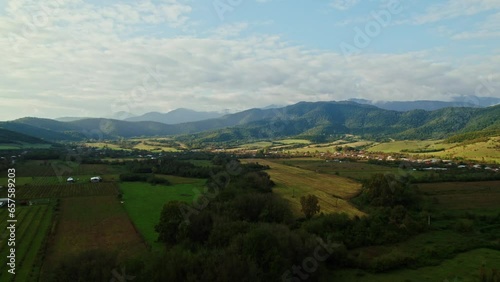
[
  {"left": 1, "top": 101, "right": 499, "bottom": 144},
  {"left": 349, "top": 96, "right": 500, "bottom": 112}
]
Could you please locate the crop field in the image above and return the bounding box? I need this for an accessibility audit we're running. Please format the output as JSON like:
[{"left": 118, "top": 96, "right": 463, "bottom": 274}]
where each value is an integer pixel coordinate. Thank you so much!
[
  {"left": 367, "top": 138, "right": 500, "bottom": 162},
  {"left": 120, "top": 177, "right": 206, "bottom": 250},
  {"left": 419, "top": 181, "right": 500, "bottom": 210},
  {"left": 242, "top": 159, "right": 364, "bottom": 217},
  {"left": 286, "top": 141, "right": 373, "bottom": 153},
  {"left": 271, "top": 159, "right": 433, "bottom": 182},
  {"left": 84, "top": 142, "right": 126, "bottom": 150},
  {"left": 13, "top": 162, "right": 123, "bottom": 177},
  {"left": 367, "top": 140, "right": 451, "bottom": 153},
  {"left": 275, "top": 139, "right": 312, "bottom": 145},
  {"left": 132, "top": 141, "right": 179, "bottom": 152},
  {"left": 0, "top": 203, "right": 54, "bottom": 282},
  {"left": 41, "top": 196, "right": 147, "bottom": 279},
  {"left": 332, "top": 248, "right": 500, "bottom": 282},
  {"left": 14, "top": 182, "right": 119, "bottom": 199},
  {"left": 430, "top": 137, "right": 500, "bottom": 162}
]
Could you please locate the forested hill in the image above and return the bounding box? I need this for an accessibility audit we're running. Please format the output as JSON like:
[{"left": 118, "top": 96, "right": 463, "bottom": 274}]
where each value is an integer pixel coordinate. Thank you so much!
[
  {"left": 1, "top": 102, "right": 499, "bottom": 142},
  {"left": 0, "top": 128, "right": 51, "bottom": 146}
]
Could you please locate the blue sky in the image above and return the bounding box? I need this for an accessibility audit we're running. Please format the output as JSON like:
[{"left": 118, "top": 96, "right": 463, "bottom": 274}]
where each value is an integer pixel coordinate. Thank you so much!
[{"left": 0, "top": 0, "right": 499, "bottom": 120}]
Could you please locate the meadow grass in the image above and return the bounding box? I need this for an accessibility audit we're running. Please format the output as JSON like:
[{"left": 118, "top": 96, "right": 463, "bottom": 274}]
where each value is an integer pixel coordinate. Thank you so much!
[
  {"left": 119, "top": 177, "right": 206, "bottom": 251},
  {"left": 242, "top": 159, "right": 364, "bottom": 217}
]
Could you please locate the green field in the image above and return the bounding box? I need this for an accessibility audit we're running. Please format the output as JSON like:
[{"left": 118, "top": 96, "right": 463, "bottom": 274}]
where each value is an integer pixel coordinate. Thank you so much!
[
  {"left": 286, "top": 140, "right": 373, "bottom": 153},
  {"left": 242, "top": 159, "right": 364, "bottom": 217},
  {"left": 367, "top": 137, "right": 500, "bottom": 162},
  {"left": 41, "top": 196, "right": 147, "bottom": 279},
  {"left": 271, "top": 158, "right": 438, "bottom": 183},
  {"left": 0, "top": 203, "right": 54, "bottom": 282},
  {"left": 332, "top": 248, "right": 500, "bottom": 282},
  {"left": 11, "top": 161, "right": 124, "bottom": 178},
  {"left": 275, "top": 139, "right": 312, "bottom": 145},
  {"left": 120, "top": 176, "right": 206, "bottom": 250},
  {"left": 0, "top": 143, "right": 52, "bottom": 150}
]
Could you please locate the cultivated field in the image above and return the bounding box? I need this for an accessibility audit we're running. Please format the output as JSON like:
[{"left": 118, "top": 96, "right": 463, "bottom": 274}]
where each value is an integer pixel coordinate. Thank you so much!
[
  {"left": 0, "top": 203, "right": 54, "bottom": 282},
  {"left": 242, "top": 159, "right": 364, "bottom": 217},
  {"left": 13, "top": 182, "right": 119, "bottom": 199},
  {"left": 367, "top": 137, "right": 500, "bottom": 162},
  {"left": 419, "top": 181, "right": 500, "bottom": 210},
  {"left": 120, "top": 176, "right": 206, "bottom": 250},
  {"left": 271, "top": 158, "right": 424, "bottom": 181},
  {"left": 41, "top": 196, "right": 147, "bottom": 279}
]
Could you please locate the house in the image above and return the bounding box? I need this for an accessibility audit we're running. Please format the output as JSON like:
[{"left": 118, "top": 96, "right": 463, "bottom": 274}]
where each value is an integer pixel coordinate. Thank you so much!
[
  {"left": 67, "top": 177, "right": 75, "bottom": 183},
  {"left": 90, "top": 176, "right": 102, "bottom": 183}
]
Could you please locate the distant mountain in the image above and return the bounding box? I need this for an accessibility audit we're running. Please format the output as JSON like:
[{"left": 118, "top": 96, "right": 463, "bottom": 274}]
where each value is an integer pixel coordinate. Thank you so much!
[
  {"left": 3, "top": 101, "right": 500, "bottom": 142},
  {"left": 55, "top": 117, "right": 93, "bottom": 122},
  {"left": 349, "top": 96, "right": 500, "bottom": 112},
  {"left": 0, "top": 119, "right": 86, "bottom": 141},
  {"left": 108, "top": 111, "right": 137, "bottom": 120},
  {"left": 261, "top": 104, "right": 285, "bottom": 110},
  {"left": 178, "top": 101, "right": 500, "bottom": 142},
  {"left": 125, "top": 108, "right": 223, "bottom": 124}
]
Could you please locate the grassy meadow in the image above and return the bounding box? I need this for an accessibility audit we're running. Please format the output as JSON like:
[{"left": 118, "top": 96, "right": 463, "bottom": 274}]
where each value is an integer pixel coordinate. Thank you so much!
[
  {"left": 242, "top": 159, "right": 364, "bottom": 217},
  {"left": 120, "top": 176, "right": 206, "bottom": 250}
]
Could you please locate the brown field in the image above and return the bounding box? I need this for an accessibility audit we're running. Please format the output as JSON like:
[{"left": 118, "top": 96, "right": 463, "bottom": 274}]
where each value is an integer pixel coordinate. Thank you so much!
[
  {"left": 42, "top": 196, "right": 148, "bottom": 277},
  {"left": 242, "top": 159, "right": 364, "bottom": 217},
  {"left": 419, "top": 181, "right": 500, "bottom": 210}
]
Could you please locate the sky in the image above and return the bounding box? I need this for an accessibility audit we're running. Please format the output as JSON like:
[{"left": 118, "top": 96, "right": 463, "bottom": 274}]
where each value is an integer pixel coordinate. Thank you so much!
[{"left": 0, "top": 0, "right": 499, "bottom": 120}]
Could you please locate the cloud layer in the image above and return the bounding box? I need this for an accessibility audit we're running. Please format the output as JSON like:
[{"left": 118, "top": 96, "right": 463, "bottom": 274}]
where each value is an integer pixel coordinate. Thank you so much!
[{"left": 0, "top": 0, "right": 499, "bottom": 120}]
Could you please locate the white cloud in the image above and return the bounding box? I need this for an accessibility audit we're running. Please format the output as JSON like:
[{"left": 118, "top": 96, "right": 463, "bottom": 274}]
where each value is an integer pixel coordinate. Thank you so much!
[
  {"left": 452, "top": 12, "right": 500, "bottom": 39},
  {"left": 0, "top": 0, "right": 499, "bottom": 120},
  {"left": 411, "top": 0, "right": 500, "bottom": 24}
]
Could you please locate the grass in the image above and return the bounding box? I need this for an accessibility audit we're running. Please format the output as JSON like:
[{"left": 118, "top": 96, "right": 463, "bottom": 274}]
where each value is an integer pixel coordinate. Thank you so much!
[
  {"left": 366, "top": 138, "right": 500, "bottom": 162},
  {"left": 431, "top": 137, "right": 500, "bottom": 162},
  {"left": 42, "top": 196, "right": 148, "bottom": 279},
  {"left": 84, "top": 142, "right": 125, "bottom": 150},
  {"left": 287, "top": 141, "right": 374, "bottom": 153},
  {"left": 119, "top": 176, "right": 206, "bottom": 251},
  {"left": 241, "top": 159, "right": 364, "bottom": 217},
  {"left": 331, "top": 248, "right": 500, "bottom": 282},
  {"left": 0, "top": 143, "right": 52, "bottom": 150},
  {"left": 132, "top": 141, "right": 179, "bottom": 152},
  {"left": 275, "top": 139, "right": 312, "bottom": 145}
]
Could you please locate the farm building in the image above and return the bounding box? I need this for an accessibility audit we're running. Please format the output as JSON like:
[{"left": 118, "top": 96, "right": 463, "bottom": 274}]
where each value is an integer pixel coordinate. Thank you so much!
[{"left": 90, "top": 176, "right": 102, "bottom": 183}]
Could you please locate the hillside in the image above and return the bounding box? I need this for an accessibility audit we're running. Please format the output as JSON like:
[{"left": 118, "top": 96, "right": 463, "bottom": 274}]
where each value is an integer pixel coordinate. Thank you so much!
[
  {"left": 125, "top": 108, "right": 223, "bottom": 124},
  {"left": 180, "top": 102, "right": 500, "bottom": 143},
  {"left": 3, "top": 102, "right": 500, "bottom": 142},
  {"left": 0, "top": 128, "right": 52, "bottom": 149}
]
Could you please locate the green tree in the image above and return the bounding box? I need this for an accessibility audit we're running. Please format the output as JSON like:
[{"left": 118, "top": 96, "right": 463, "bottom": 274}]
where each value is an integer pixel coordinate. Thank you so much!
[
  {"left": 155, "top": 201, "right": 185, "bottom": 244},
  {"left": 300, "top": 194, "right": 320, "bottom": 219}
]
